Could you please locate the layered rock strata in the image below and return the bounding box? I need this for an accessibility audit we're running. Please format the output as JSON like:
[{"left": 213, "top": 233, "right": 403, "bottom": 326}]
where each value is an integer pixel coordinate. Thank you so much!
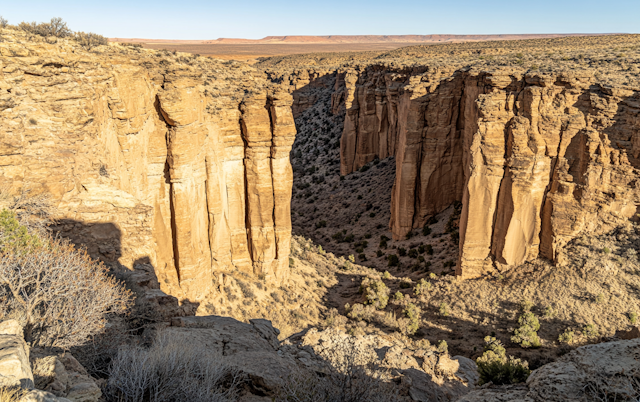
[
  {"left": 334, "top": 65, "right": 640, "bottom": 277},
  {"left": 0, "top": 31, "right": 296, "bottom": 301}
]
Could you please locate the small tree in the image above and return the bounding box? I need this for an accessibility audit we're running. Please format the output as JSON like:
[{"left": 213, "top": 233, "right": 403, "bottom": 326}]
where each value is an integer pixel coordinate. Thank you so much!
[
  {"left": 512, "top": 310, "right": 541, "bottom": 348},
  {"left": 403, "top": 303, "right": 420, "bottom": 335},
  {"left": 0, "top": 16, "right": 8, "bottom": 28},
  {"left": 477, "top": 337, "right": 530, "bottom": 385},
  {"left": 360, "top": 278, "right": 389, "bottom": 310}
]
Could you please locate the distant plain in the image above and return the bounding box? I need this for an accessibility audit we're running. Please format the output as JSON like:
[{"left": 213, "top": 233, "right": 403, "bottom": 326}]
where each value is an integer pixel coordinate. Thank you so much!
[{"left": 110, "top": 33, "right": 615, "bottom": 62}]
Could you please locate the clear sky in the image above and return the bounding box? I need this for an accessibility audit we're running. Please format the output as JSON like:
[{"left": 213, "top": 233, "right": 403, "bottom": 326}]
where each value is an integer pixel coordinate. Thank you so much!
[{"left": 1, "top": 0, "right": 638, "bottom": 39}]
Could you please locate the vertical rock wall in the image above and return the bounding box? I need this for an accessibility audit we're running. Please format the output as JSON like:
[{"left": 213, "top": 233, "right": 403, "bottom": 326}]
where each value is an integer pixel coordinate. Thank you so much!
[
  {"left": 0, "top": 35, "right": 296, "bottom": 302},
  {"left": 336, "top": 65, "right": 640, "bottom": 277}
]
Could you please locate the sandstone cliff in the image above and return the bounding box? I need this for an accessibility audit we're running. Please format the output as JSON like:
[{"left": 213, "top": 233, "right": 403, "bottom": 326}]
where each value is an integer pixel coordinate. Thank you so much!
[
  {"left": 0, "top": 29, "right": 296, "bottom": 301},
  {"left": 332, "top": 66, "right": 639, "bottom": 277}
]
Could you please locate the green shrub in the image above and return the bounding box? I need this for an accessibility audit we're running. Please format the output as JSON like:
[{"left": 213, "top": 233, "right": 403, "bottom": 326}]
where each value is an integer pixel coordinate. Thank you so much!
[
  {"left": 399, "top": 281, "right": 411, "bottom": 289},
  {"left": 511, "top": 311, "right": 541, "bottom": 348},
  {"left": 394, "top": 291, "right": 404, "bottom": 300},
  {"left": 629, "top": 311, "right": 638, "bottom": 325},
  {"left": 543, "top": 306, "right": 556, "bottom": 318},
  {"left": 398, "top": 247, "right": 406, "bottom": 257},
  {"left": 376, "top": 250, "right": 383, "bottom": 257},
  {"left": 558, "top": 329, "right": 574, "bottom": 344},
  {"left": 476, "top": 337, "right": 530, "bottom": 385},
  {"left": 436, "top": 340, "right": 448, "bottom": 353},
  {"left": 408, "top": 249, "right": 418, "bottom": 258},
  {"left": 360, "top": 278, "right": 390, "bottom": 310},
  {"left": 425, "top": 245, "right": 433, "bottom": 255},
  {"left": 583, "top": 324, "right": 599, "bottom": 339},
  {"left": 403, "top": 303, "right": 420, "bottom": 335},
  {"left": 422, "top": 226, "right": 431, "bottom": 236},
  {"left": 382, "top": 271, "right": 391, "bottom": 279},
  {"left": 414, "top": 279, "right": 431, "bottom": 295},
  {"left": 0, "top": 209, "right": 42, "bottom": 253},
  {"left": 387, "top": 255, "right": 399, "bottom": 267},
  {"left": 439, "top": 302, "right": 449, "bottom": 317}
]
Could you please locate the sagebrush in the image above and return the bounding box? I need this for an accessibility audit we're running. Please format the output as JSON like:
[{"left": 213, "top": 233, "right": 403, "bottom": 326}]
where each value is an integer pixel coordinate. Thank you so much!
[{"left": 105, "top": 332, "right": 243, "bottom": 402}]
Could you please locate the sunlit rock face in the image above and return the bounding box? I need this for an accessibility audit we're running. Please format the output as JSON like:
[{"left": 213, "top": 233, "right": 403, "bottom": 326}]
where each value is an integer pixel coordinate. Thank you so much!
[
  {"left": 334, "top": 65, "right": 639, "bottom": 277},
  {"left": 0, "top": 32, "right": 296, "bottom": 302}
]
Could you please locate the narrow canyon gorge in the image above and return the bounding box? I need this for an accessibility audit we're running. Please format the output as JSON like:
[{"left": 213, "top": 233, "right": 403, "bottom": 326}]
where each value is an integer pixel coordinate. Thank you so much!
[{"left": 277, "top": 65, "right": 640, "bottom": 278}]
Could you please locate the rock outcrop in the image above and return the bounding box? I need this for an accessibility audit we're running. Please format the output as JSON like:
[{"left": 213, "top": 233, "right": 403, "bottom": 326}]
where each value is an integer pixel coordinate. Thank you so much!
[
  {"left": 333, "top": 65, "right": 640, "bottom": 277},
  {"left": 0, "top": 29, "right": 296, "bottom": 301}
]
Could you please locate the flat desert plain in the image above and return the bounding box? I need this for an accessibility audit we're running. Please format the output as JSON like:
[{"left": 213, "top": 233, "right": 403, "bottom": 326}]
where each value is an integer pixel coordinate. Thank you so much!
[{"left": 110, "top": 33, "right": 614, "bottom": 62}]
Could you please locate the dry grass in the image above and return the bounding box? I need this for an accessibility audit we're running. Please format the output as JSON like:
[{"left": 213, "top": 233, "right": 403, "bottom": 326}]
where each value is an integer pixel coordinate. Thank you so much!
[
  {"left": 0, "top": 388, "right": 23, "bottom": 402},
  {"left": 104, "top": 331, "right": 243, "bottom": 402}
]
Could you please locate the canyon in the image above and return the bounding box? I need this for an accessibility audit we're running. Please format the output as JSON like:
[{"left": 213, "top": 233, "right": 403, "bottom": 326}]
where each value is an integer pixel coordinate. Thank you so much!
[
  {"left": 2, "top": 30, "right": 639, "bottom": 298},
  {"left": 264, "top": 34, "right": 640, "bottom": 278},
  {"left": 1, "top": 24, "right": 640, "bottom": 402}
]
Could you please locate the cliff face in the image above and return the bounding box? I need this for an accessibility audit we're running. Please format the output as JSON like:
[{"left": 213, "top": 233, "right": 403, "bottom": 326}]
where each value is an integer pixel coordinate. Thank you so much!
[
  {"left": 335, "top": 65, "right": 640, "bottom": 277},
  {"left": 0, "top": 32, "right": 296, "bottom": 301}
]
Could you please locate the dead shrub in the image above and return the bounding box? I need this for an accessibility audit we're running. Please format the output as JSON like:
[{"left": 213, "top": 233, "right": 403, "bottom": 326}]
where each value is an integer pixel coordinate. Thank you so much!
[
  {"left": 104, "top": 331, "right": 243, "bottom": 402},
  {"left": 19, "top": 18, "right": 71, "bottom": 38},
  {"left": 275, "top": 338, "right": 399, "bottom": 402},
  {"left": 0, "top": 216, "right": 132, "bottom": 348}
]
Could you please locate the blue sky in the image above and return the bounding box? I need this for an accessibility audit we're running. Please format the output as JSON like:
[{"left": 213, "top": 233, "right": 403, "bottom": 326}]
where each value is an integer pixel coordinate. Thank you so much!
[{"left": 1, "top": 0, "right": 638, "bottom": 39}]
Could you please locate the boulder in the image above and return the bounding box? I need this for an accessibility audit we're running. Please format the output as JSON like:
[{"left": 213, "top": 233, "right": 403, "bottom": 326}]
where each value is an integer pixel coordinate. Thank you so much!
[{"left": 458, "top": 339, "right": 640, "bottom": 402}]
